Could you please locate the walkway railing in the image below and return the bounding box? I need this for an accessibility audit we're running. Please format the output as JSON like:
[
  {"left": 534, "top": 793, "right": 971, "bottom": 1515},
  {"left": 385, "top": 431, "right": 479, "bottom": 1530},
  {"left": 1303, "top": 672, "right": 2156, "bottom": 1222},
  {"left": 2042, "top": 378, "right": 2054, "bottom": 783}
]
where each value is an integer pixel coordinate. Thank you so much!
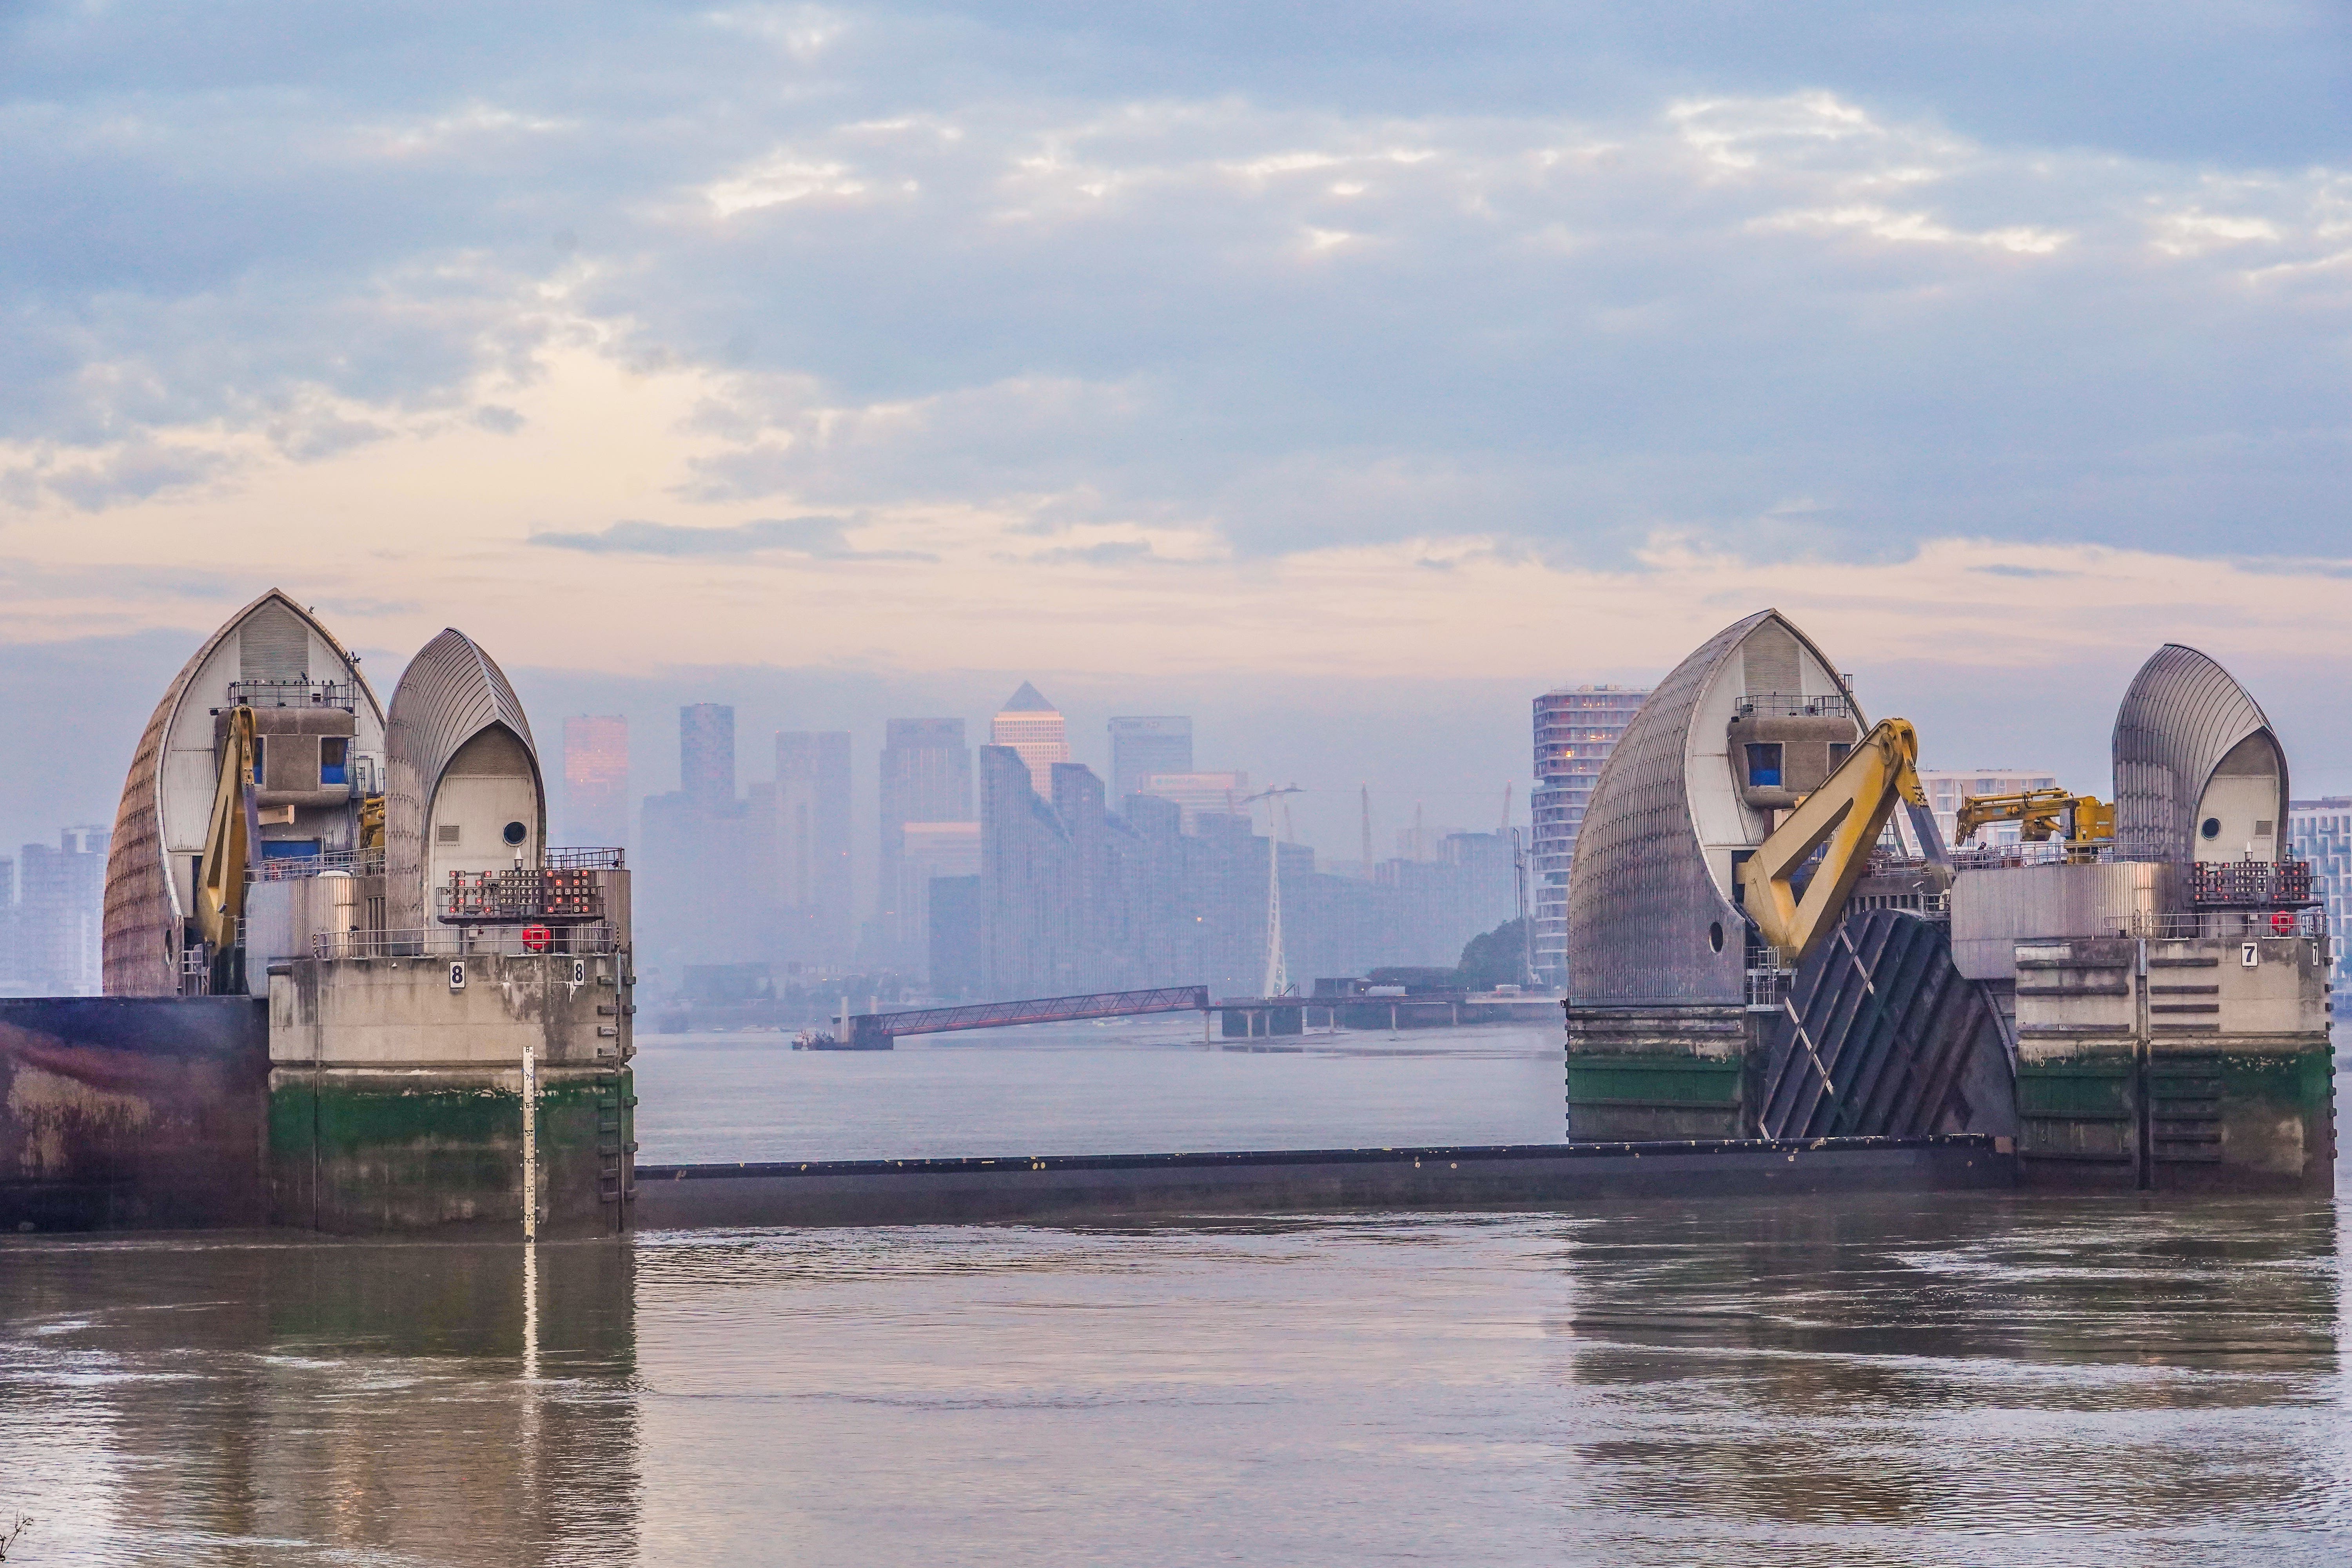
[{"left": 313, "top": 922, "right": 621, "bottom": 959}]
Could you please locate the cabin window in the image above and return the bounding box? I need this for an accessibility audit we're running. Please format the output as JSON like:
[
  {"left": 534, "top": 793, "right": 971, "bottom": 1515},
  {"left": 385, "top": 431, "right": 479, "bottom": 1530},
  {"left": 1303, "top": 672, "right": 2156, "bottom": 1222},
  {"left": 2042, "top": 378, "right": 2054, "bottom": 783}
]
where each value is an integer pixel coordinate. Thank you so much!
[
  {"left": 502, "top": 820, "right": 528, "bottom": 846},
  {"left": 1828, "top": 742, "right": 1851, "bottom": 769},
  {"left": 1745, "top": 743, "right": 1784, "bottom": 788},
  {"left": 250, "top": 736, "right": 266, "bottom": 786},
  {"left": 2201, "top": 817, "right": 2221, "bottom": 840},
  {"left": 320, "top": 737, "right": 348, "bottom": 786}
]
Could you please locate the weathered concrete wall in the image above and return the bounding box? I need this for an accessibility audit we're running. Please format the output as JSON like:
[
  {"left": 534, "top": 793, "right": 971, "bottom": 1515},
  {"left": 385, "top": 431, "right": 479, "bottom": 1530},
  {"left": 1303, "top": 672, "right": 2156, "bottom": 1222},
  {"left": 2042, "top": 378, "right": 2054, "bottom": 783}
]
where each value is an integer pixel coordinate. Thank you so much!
[
  {"left": 270, "top": 950, "right": 631, "bottom": 1068},
  {"left": 0, "top": 997, "right": 268, "bottom": 1230},
  {"left": 268, "top": 952, "right": 636, "bottom": 1236},
  {"left": 269, "top": 1063, "right": 632, "bottom": 1237},
  {"left": 2014, "top": 934, "right": 2334, "bottom": 1193},
  {"left": 1564, "top": 1004, "right": 1749, "bottom": 1140}
]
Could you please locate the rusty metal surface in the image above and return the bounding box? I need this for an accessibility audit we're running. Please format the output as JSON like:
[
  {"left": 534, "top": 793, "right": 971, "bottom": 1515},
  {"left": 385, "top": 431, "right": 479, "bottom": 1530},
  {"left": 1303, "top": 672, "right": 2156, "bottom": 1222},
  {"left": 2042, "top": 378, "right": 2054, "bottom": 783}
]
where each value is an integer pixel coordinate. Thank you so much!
[
  {"left": 384, "top": 630, "right": 544, "bottom": 930},
  {"left": 102, "top": 590, "right": 385, "bottom": 996},
  {"left": 2111, "top": 644, "right": 2284, "bottom": 864},
  {"left": 0, "top": 997, "right": 269, "bottom": 1229}
]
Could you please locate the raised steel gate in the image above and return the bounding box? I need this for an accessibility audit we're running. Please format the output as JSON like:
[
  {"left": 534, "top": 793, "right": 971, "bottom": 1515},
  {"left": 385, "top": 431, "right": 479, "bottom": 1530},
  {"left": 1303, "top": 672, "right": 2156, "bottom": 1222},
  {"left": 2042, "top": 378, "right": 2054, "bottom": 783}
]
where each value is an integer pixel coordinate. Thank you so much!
[{"left": 1758, "top": 909, "right": 2016, "bottom": 1140}]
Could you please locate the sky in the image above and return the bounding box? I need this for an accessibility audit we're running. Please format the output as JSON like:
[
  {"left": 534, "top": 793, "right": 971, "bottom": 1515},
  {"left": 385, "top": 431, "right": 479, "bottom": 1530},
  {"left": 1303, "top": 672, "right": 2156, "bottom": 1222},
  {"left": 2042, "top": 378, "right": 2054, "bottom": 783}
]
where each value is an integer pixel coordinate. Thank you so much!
[{"left": 2, "top": 1, "right": 2348, "bottom": 864}]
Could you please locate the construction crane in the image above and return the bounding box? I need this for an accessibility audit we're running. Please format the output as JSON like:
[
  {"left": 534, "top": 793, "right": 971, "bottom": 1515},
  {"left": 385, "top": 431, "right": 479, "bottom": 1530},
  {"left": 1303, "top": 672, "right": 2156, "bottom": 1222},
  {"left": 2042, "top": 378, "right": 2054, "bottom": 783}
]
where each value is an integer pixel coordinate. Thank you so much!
[
  {"left": 1739, "top": 718, "right": 1930, "bottom": 966},
  {"left": 1241, "top": 784, "right": 1303, "bottom": 996},
  {"left": 1955, "top": 787, "right": 2113, "bottom": 848},
  {"left": 193, "top": 705, "right": 261, "bottom": 984}
]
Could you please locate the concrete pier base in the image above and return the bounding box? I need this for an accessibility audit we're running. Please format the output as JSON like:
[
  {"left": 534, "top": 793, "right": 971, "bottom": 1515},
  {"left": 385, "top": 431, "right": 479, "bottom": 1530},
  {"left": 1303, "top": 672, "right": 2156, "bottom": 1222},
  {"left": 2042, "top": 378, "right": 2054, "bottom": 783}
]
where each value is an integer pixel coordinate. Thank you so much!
[
  {"left": 267, "top": 951, "right": 637, "bottom": 1236},
  {"left": 2014, "top": 936, "right": 2333, "bottom": 1194},
  {"left": 1564, "top": 1004, "right": 1749, "bottom": 1140}
]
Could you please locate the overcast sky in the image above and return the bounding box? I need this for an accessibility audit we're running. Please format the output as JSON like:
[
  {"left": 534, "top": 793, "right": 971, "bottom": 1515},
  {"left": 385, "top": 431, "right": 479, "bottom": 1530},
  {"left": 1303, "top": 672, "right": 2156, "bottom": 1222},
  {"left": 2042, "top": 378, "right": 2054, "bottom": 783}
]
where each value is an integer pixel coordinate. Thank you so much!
[{"left": 2, "top": 2, "right": 2347, "bottom": 858}]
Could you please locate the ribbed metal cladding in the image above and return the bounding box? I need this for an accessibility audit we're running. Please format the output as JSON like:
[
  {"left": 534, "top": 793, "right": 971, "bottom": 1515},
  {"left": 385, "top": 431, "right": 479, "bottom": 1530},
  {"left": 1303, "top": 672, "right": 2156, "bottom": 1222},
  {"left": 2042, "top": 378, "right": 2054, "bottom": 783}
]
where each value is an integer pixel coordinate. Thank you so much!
[
  {"left": 2111, "top": 644, "right": 2285, "bottom": 864},
  {"left": 102, "top": 590, "right": 383, "bottom": 996},
  {"left": 1566, "top": 610, "right": 1858, "bottom": 1006},
  {"left": 384, "top": 629, "right": 544, "bottom": 930}
]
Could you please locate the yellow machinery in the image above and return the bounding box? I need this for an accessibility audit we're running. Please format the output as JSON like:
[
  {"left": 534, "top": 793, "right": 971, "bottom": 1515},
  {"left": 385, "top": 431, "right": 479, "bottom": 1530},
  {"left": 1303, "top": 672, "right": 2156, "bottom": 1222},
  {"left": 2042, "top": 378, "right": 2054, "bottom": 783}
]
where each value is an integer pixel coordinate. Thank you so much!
[
  {"left": 194, "top": 705, "right": 259, "bottom": 959},
  {"left": 1954, "top": 787, "right": 2113, "bottom": 848},
  {"left": 1739, "top": 718, "right": 1929, "bottom": 965},
  {"left": 358, "top": 791, "right": 386, "bottom": 852}
]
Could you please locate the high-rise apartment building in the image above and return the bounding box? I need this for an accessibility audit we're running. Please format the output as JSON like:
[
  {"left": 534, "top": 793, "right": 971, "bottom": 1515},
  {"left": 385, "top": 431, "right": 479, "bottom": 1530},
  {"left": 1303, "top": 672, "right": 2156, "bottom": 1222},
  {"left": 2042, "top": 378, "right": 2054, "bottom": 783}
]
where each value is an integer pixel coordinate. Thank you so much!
[
  {"left": 1532, "top": 684, "right": 1648, "bottom": 987},
  {"left": 1109, "top": 716, "right": 1192, "bottom": 804},
  {"left": 1139, "top": 771, "right": 1249, "bottom": 831},
  {"left": 991, "top": 683, "right": 1068, "bottom": 796},
  {"left": 679, "top": 703, "right": 736, "bottom": 813},
  {"left": 1918, "top": 769, "right": 2061, "bottom": 850},
  {"left": 11, "top": 826, "right": 110, "bottom": 995},
  {"left": 562, "top": 715, "right": 630, "bottom": 846},
  {"left": 2290, "top": 797, "right": 2352, "bottom": 1016},
  {"left": 878, "top": 719, "right": 974, "bottom": 963}
]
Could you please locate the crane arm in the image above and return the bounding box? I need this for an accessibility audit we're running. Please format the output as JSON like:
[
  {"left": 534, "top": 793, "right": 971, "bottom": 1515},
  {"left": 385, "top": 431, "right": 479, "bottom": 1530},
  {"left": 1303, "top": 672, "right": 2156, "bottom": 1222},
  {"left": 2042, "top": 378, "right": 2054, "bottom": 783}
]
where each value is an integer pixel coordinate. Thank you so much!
[
  {"left": 1954, "top": 788, "right": 2113, "bottom": 846},
  {"left": 1738, "top": 717, "right": 1926, "bottom": 965},
  {"left": 194, "top": 706, "right": 260, "bottom": 955}
]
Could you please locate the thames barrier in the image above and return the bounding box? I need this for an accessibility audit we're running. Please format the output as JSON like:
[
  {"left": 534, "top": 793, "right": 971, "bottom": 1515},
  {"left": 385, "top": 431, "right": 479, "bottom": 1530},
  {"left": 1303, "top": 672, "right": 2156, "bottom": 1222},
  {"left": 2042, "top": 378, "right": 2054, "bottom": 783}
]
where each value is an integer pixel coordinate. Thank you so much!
[{"left": 0, "top": 596, "right": 2329, "bottom": 1233}]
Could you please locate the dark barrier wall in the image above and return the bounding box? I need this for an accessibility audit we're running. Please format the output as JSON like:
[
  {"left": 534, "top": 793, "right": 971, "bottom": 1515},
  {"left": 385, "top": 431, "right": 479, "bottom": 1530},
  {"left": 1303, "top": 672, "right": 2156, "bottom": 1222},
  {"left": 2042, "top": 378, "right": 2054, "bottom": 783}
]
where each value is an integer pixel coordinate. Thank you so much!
[{"left": 0, "top": 997, "right": 269, "bottom": 1231}]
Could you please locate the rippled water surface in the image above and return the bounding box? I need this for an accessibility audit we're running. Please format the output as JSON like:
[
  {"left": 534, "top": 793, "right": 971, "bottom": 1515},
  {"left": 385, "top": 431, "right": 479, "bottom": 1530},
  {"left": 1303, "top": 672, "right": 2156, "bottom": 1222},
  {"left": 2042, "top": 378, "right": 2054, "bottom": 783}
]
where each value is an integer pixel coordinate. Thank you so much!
[{"left": 2, "top": 1040, "right": 2348, "bottom": 1564}]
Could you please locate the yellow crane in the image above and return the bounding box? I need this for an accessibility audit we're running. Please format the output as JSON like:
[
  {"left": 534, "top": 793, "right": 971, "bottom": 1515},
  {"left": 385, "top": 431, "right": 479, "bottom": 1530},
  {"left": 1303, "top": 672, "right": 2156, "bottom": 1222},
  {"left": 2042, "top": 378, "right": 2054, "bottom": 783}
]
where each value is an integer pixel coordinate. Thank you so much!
[
  {"left": 1739, "top": 718, "right": 1930, "bottom": 966},
  {"left": 194, "top": 705, "right": 260, "bottom": 960},
  {"left": 1954, "top": 787, "right": 2112, "bottom": 848}
]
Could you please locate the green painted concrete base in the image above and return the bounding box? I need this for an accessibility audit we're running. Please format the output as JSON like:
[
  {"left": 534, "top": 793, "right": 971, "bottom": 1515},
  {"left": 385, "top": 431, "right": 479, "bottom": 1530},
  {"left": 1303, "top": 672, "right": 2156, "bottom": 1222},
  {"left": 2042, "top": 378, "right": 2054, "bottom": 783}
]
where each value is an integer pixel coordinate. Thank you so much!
[
  {"left": 2018, "top": 1046, "right": 2334, "bottom": 1194},
  {"left": 270, "top": 1066, "right": 635, "bottom": 1237},
  {"left": 1567, "top": 1053, "right": 1747, "bottom": 1142}
]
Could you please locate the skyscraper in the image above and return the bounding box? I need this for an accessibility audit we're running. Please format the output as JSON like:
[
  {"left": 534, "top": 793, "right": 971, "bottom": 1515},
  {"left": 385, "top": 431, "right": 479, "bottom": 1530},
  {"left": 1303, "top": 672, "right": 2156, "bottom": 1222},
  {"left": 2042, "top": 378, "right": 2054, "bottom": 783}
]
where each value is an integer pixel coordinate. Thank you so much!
[
  {"left": 562, "top": 715, "right": 630, "bottom": 846},
  {"left": 878, "top": 719, "right": 974, "bottom": 963},
  {"left": 1139, "top": 771, "right": 1249, "bottom": 831},
  {"left": 679, "top": 703, "right": 736, "bottom": 814},
  {"left": 991, "top": 682, "right": 1068, "bottom": 796},
  {"left": 1532, "top": 684, "right": 1648, "bottom": 987},
  {"left": 640, "top": 705, "right": 751, "bottom": 975},
  {"left": 1108, "top": 716, "right": 1192, "bottom": 804},
  {"left": 775, "top": 731, "right": 853, "bottom": 945}
]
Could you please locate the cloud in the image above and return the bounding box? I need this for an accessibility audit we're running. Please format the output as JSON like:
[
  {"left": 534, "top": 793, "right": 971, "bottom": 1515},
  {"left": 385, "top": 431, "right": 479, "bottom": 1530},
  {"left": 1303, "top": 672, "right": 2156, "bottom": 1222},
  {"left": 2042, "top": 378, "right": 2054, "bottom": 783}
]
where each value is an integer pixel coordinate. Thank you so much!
[
  {"left": 0, "top": 0, "right": 2347, "bottom": 678},
  {"left": 528, "top": 515, "right": 927, "bottom": 560},
  {"left": 25, "top": 441, "right": 234, "bottom": 511}
]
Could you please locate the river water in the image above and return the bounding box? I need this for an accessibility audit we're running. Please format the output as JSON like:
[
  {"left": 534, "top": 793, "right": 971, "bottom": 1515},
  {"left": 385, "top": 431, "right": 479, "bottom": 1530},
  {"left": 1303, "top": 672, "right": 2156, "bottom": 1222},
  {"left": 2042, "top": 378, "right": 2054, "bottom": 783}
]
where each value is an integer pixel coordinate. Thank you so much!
[{"left": 3, "top": 1025, "right": 2348, "bottom": 1564}]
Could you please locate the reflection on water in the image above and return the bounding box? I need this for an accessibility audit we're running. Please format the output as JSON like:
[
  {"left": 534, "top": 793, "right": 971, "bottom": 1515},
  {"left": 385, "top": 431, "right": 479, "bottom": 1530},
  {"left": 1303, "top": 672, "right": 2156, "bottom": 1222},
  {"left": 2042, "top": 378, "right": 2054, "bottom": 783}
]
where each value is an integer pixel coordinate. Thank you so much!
[
  {"left": 0, "top": 1238, "right": 638, "bottom": 1564},
  {"left": 4, "top": 1192, "right": 2347, "bottom": 1564}
]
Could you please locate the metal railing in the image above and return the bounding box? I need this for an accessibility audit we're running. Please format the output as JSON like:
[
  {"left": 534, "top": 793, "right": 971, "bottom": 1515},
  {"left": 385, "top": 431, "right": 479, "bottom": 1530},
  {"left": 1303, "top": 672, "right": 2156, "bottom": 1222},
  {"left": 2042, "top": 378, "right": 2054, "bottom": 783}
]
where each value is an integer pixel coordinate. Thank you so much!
[
  {"left": 1733, "top": 692, "right": 1853, "bottom": 719},
  {"left": 227, "top": 678, "right": 361, "bottom": 711},
  {"left": 1746, "top": 967, "right": 1791, "bottom": 1012},
  {"left": 2130, "top": 907, "right": 2328, "bottom": 940},
  {"left": 1952, "top": 841, "right": 2113, "bottom": 869},
  {"left": 250, "top": 848, "right": 386, "bottom": 881},
  {"left": 312, "top": 922, "right": 622, "bottom": 960},
  {"left": 543, "top": 846, "right": 626, "bottom": 870},
  {"left": 2189, "top": 859, "right": 2314, "bottom": 908}
]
